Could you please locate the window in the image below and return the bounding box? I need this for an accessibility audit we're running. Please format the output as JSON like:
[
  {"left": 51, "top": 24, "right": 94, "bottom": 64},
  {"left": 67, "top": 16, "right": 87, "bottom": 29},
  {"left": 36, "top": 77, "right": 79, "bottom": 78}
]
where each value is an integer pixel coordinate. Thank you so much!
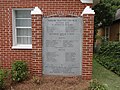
[
  {"left": 12, "top": 9, "right": 32, "bottom": 49},
  {"left": 105, "top": 27, "right": 110, "bottom": 41}
]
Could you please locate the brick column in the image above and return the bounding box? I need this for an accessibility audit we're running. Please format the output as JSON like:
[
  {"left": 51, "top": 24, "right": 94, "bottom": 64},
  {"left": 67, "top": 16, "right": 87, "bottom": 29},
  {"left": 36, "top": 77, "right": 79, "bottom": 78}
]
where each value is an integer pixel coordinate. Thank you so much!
[
  {"left": 81, "top": 6, "right": 95, "bottom": 80},
  {"left": 31, "top": 7, "right": 43, "bottom": 76}
]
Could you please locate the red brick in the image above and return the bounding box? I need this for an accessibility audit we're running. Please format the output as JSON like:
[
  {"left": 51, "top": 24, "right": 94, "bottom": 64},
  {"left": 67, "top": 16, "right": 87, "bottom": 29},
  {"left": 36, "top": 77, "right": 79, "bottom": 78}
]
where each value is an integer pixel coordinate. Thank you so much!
[{"left": 0, "top": 0, "right": 94, "bottom": 80}]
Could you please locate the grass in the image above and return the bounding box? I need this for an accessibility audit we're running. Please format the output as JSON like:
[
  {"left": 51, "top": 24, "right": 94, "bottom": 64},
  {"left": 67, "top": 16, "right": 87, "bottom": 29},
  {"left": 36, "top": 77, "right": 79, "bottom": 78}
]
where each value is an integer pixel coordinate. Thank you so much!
[{"left": 92, "top": 60, "right": 120, "bottom": 90}]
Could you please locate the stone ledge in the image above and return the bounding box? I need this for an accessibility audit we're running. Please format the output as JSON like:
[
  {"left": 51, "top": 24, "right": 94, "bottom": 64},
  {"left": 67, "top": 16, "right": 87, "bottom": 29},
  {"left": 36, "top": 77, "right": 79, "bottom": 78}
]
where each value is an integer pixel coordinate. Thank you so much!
[{"left": 31, "top": 7, "right": 43, "bottom": 15}]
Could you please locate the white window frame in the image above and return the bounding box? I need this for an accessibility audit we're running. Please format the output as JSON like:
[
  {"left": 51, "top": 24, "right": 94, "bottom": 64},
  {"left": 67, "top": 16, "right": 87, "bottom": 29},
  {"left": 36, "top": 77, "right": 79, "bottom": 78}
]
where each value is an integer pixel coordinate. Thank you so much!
[
  {"left": 105, "top": 26, "right": 110, "bottom": 41},
  {"left": 119, "top": 23, "right": 120, "bottom": 41},
  {"left": 12, "top": 8, "right": 32, "bottom": 49}
]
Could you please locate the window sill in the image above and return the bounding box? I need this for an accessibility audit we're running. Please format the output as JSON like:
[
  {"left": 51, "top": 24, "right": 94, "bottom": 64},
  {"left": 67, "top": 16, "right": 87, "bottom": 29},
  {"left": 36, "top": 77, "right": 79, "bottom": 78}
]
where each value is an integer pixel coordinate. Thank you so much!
[{"left": 12, "top": 45, "right": 32, "bottom": 49}]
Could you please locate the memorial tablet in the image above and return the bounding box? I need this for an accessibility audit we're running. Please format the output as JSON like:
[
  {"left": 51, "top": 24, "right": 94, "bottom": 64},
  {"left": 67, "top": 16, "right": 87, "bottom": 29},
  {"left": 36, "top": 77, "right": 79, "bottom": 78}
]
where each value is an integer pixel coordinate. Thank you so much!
[{"left": 42, "top": 17, "right": 83, "bottom": 76}]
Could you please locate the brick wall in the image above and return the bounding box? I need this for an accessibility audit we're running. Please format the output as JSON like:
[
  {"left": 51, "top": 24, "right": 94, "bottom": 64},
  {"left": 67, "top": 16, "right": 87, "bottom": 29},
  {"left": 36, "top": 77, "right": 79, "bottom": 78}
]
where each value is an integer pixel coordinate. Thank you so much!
[
  {"left": 0, "top": 0, "right": 94, "bottom": 80},
  {"left": 110, "top": 23, "right": 119, "bottom": 41},
  {"left": 32, "top": 14, "right": 43, "bottom": 76},
  {"left": 82, "top": 14, "right": 94, "bottom": 80}
]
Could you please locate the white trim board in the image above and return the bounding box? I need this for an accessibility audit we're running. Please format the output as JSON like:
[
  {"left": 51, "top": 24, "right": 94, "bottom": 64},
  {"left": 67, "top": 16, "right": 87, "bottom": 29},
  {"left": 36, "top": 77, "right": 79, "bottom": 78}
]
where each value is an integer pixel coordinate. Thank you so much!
[{"left": 80, "top": 0, "right": 93, "bottom": 3}]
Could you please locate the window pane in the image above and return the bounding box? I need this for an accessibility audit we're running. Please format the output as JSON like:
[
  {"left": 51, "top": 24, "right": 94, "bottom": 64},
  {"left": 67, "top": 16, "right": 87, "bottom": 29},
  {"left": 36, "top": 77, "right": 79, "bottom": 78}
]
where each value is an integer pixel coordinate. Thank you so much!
[
  {"left": 16, "top": 19, "right": 31, "bottom": 27},
  {"left": 15, "top": 10, "right": 31, "bottom": 18},
  {"left": 28, "top": 37, "right": 32, "bottom": 44},
  {"left": 17, "top": 37, "right": 32, "bottom": 44},
  {"left": 17, "top": 28, "right": 32, "bottom": 36},
  {"left": 14, "top": 10, "right": 32, "bottom": 45}
]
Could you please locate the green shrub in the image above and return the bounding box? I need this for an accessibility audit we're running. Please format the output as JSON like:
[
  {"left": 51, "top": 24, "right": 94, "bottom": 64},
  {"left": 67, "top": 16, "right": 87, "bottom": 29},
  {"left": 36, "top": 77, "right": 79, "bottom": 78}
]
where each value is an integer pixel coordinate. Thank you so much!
[
  {"left": 89, "top": 79, "right": 108, "bottom": 90},
  {"left": 95, "top": 55, "right": 120, "bottom": 76},
  {"left": 0, "top": 69, "right": 8, "bottom": 89},
  {"left": 95, "top": 42, "right": 120, "bottom": 76},
  {"left": 98, "top": 42, "right": 120, "bottom": 59},
  {"left": 11, "top": 61, "right": 28, "bottom": 82}
]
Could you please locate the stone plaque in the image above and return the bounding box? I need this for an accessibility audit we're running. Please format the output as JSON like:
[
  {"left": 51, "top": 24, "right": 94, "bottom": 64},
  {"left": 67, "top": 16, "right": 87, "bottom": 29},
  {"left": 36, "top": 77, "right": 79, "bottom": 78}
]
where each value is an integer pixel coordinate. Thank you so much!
[{"left": 42, "top": 17, "right": 83, "bottom": 76}]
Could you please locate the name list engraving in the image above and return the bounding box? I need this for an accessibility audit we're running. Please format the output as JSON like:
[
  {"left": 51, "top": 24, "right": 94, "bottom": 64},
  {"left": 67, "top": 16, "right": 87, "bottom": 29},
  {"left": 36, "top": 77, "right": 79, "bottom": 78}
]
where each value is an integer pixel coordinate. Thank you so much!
[{"left": 43, "top": 17, "right": 83, "bottom": 76}]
